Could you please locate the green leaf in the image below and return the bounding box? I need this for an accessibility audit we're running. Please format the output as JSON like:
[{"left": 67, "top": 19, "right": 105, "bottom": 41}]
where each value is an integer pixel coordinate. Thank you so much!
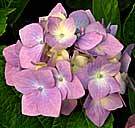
[
  {"left": 0, "top": 46, "right": 114, "bottom": 128},
  {"left": 0, "top": 8, "right": 15, "bottom": 36},
  {"left": 128, "top": 82, "right": 135, "bottom": 113},
  {"left": 66, "top": 0, "right": 92, "bottom": 9},
  {"left": 7, "top": 0, "right": 29, "bottom": 24},
  {"left": 123, "top": 4, "right": 135, "bottom": 45},
  {"left": 92, "top": 0, "right": 121, "bottom": 37}
]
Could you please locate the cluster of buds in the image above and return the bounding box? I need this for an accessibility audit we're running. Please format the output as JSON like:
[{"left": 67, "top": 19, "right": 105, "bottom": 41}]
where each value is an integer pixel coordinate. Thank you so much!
[{"left": 3, "top": 3, "right": 134, "bottom": 127}]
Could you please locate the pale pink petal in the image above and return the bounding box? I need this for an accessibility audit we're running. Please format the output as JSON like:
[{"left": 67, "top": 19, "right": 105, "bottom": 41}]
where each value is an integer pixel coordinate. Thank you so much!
[
  {"left": 76, "top": 66, "right": 89, "bottom": 89},
  {"left": 14, "top": 69, "right": 55, "bottom": 94},
  {"left": 106, "top": 76, "right": 120, "bottom": 93},
  {"left": 67, "top": 75, "right": 85, "bottom": 99},
  {"left": 59, "top": 86, "right": 68, "bottom": 100},
  {"left": 100, "top": 34, "right": 123, "bottom": 58},
  {"left": 38, "top": 88, "right": 61, "bottom": 117},
  {"left": 3, "top": 40, "right": 22, "bottom": 66},
  {"left": 47, "top": 17, "right": 62, "bottom": 34},
  {"left": 85, "top": 97, "right": 110, "bottom": 127},
  {"left": 22, "top": 91, "right": 40, "bottom": 116},
  {"left": 85, "top": 9, "right": 96, "bottom": 23},
  {"left": 88, "top": 78, "right": 110, "bottom": 100},
  {"left": 121, "top": 53, "right": 131, "bottom": 73},
  {"left": 86, "top": 22, "right": 106, "bottom": 36},
  {"left": 19, "top": 23, "right": 43, "bottom": 47},
  {"left": 77, "top": 32, "right": 103, "bottom": 50},
  {"left": 115, "top": 72, "right": 126, "bottom": 94},
  {"left": 22, "top": 88, "right": 61, "bottom": 117},
  {"left": 49, "top": 3, "right": 67, "bottom": 17},
  {"left": 101, "top": 94, "right": 123, "bottom": 111},
  {"left": 56, "top": 60, "right": 72, "bottom": 81},
  {"left": 101, "top": 62, "right": 121, "bottom": 76},
  {"left": 61, "top": 99, "right": 77, "bottom": 115},
  {"left": 5, "top": 63, "right": 20, "bottom": 86},
  {"left": 19, "top": 45, "right": 43, "bottom": 69},
  {"left": 63, "top": 17, "right": 76, "bottom": 33},
  {"left": 69, "top": 10, "right": 90, "bottom": 29}
]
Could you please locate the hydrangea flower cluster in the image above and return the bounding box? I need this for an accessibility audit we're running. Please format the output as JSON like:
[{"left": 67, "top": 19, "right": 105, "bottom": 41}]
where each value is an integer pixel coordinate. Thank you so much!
[{"left": 3, "top": 3, "right": 134, "bottom": 127}]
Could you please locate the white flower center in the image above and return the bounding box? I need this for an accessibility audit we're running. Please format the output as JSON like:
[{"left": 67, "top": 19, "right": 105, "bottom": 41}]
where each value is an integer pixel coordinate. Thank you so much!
[{"left": 56, "top": 74, "right": 67, "bottom": 88}]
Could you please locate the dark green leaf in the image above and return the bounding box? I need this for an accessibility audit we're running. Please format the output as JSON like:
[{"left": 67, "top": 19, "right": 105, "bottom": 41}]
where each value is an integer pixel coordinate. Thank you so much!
[
  {"left": 66, "top": 0, "right": 92, "bottom": 9},
  {"left": 123, "top": 4, "right": 135, "bottom": 45},
  {"left": 7, "top": 0, "right": 29, "bottom": 24},
  {"left": 128, "top": 85, "right": 135, "bottom": 113},
  {"left": 92, "top": 0, "right": 121, "bottom": 37},
  {"left": 0, "top": 8, "right": 15, "bottom": 36}
]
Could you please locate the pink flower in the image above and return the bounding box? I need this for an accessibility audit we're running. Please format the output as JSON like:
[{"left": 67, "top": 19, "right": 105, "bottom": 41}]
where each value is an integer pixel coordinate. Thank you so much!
[
  {"left": 76, "top": 57, "right": 120, "bottom": 99},
  {"left": 13, "top": 68, "right": 61, "bottom": 117},
  {"left": 45, "top": 17, "right": 77, "bottom": 50},
  {"left": 84, "top": 93, "right": 123, "bottom": 127}
]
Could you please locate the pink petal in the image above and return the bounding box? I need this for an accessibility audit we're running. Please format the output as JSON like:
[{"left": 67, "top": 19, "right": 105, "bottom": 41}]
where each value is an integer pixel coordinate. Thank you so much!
[
  {"left": 19, "top": 45, "right": 43, "bottom": 69},
  {"left": 47, "top": 17, "right": 62, "bottom": 34},
  {"left": 62, "top": 17, "right": 76, "bottom": 34},
  {"left": 115, "top": 72, "right": 126, "bottom": 94},
  {"left": 5, "top": 63, "right": 20, "bottom": 86},
  {"left": 49, "top": 3, "right": 67, "bottom": 17},
  {"left": 106, "top": 76, "right": 120, "bottom": 94},
  {"left": 61, "top": 99, "right": 77, "bottom": 115},
  {"left": 59, "top": 86, "right": 68, "bottom": 100},
  {"left": 19, "top": 23, "right": 43, "bottom": 47},
  {"left": 100, "top": 34, "right": 123, "bottom": 58},
  {"left": 3, "top": 40, "right": 22, "bottom": 66},
  {"left": 38, "top": 88, "right": 61, "bottom": 117},
  {"left": 22, "top": 87, "right": 61, "bottom": 117},
  {"left": 22, "top": 91, "right": 40, "bottom": 116},
  {"left": 101, "top": 93, "right": 123, "bottom": 111},
  {"left": 56, "top": 60, "right": 72, "bottom": 81},
  {"left": 85, "top": 96, "right": 110, "bottom": 127},
  {"left": 67, "top": 75, "right": 85, "bottom": 99},
  {"left": 14, "top": 69, "right": 55, "bottom": 95},
  {"left": 88, "top": 78, "right": 110, "bottom": 100},
  {"left": 121, "top": 53, "right": 131, "bottom": 73},
  {"left": 85, "top": 9, "right": 96, "bottom": 23},
  {"left": 77, "top": 32, "right": 103, "bottom": 50},
  {"left": 76, "top": 66, "right": 89, "bottom": 89},
  {"left": 69, "top": 10, "right": 90, "bottom": 29},
  {"left": 101, "top": 62, "right": 121, "bottom": 76},
  {"left": 86, "top": 22, "right": 106, "bottom": 36}
]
